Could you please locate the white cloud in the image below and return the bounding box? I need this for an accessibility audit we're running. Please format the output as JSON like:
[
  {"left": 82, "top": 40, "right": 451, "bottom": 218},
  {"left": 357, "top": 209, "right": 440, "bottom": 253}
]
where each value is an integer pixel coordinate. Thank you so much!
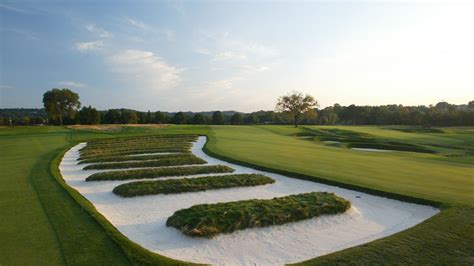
[
  {"left": 107, "top": 49, "right": 182, "bottom": 88},
  {"left": 0, "top": 85, "right": 14, "bottom": 90},
  {"left": 74, "top": 40, "right": 104, "bottom": 52},
  {"left": 58, "top": 81, "right": 86, "bottom": 88},
  {"left": 85, "top": 24, "right": 112, "bottom": 38},
  {"left": 0, "top": 3, "right": 33, "bottom": 14},
  {"left": 125, "top": 17, "right": 149, "bottom": 30}
]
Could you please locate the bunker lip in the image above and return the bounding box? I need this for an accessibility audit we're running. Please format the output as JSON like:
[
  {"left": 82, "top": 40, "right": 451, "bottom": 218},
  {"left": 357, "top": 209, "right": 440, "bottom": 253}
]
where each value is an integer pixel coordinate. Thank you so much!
[
  {"left": 59, "top": 136, "right": 439, "bottom": 265},
  {"left": 351, "top": 148, "right": 393, "bottom": 152}
]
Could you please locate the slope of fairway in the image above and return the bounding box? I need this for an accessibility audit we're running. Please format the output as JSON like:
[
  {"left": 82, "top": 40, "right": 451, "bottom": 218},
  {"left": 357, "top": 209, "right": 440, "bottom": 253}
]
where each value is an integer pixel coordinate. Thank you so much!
[
  {"left": 207, "top": 126, "right": 473, "bottom": 205},
  {"left": 0, "top": 128, "right": 129, "bottom": 265}
]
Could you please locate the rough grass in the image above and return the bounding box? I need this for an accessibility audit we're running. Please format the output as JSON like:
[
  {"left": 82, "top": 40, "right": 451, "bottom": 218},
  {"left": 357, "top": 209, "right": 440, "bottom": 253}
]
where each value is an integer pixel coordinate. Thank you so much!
[
  {"left": 166, "top": 192, "right": 351, "bottom": 238},
  {"left": 78, "top": 153, "right": 186, "bottom": 164},
  {"left": 78, "top": 147, "right": 191, "bottom": 160},
  {"left": 113, "top": 174, "right": 275, "bottom": 197},
  {"left": 86, "top": 165, "right": 235, "bottom": 181},
  {"left": 83, "top": 155, "right": 206, "bottom": 170}
]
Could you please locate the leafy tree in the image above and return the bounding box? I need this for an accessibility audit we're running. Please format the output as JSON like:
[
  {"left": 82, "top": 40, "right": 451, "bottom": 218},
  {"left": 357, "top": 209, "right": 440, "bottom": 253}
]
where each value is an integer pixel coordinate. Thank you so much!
[
  {"left": 244, "top": 114, "right": 259, "bottom": 124},
  {"left": 276, "top": 91, "right": 318, "bottom": 127},
  {"left": 230, "top": 113, "right": 243, "bottom": 125},
  {"left": 103, "top": 109, "right": 121, "bottom": 124},
  {"left": 212, "top": 111, "right": 224, "bottom": 125},
  {"left": 121, "top": 110, "right": 138, "bottom": 124},
  {"left": 191, "top": 113, "right": 209, "bottom": 124},
  {"left": 154, "top": 111, "right": 168, "bottom": 124},
  {"left": 468, "top": 101, "right": 474, "bottom": 109},
  {"left": 42, "top": 88, "right": 81, "bottom": 125},
  {"left": 78, "top": 105, "right": 100, "bottom": 124},
  {"left": 146, "top": 111, "right": 152, "bottom": 124},
  {"left": 172, "top": 112, "right": 187, "bottom": 124}
]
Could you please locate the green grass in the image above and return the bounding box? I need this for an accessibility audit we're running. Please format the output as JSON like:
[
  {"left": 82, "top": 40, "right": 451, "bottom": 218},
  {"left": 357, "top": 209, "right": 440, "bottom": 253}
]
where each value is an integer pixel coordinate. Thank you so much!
[
  {"left": 83, "top": 155, "right": 206, "bottom": 170},
  {"left": 204, "top": 125, "right": 474, "bottom": 264},
  {"left": 86, "top": 165, "right": 235, "bottom": 181},
  {"left": 207, "top": 126, "right": 473, "bottom": 205},
  {"left": 2, "top": 124, "right": 473, "bottom": 264},
  {"left": 78, "top": 147, "right": 191, "bottom": 160},
  {"left": 113, "top": 174, "right": 275, "bottom": 197},
  {"left": 166, "top": 192, "right": 351, "bottom": 238},
  {"left": 0, "top": 129, "right": 129, "bottom": 264},
  {"left": 78, "top": 153, "right": 187, "bottom": 164}
]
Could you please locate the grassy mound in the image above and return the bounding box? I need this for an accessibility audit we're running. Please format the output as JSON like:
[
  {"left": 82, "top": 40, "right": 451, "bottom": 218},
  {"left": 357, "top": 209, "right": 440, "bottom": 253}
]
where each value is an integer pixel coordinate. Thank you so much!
[
  {"left": 86, "top": 165, "right": 234, "bottom": 181},
  {"left": 113, "top": 174, "right": 275, "bottom": 197},
  {"left": 305, "top": 128, "right": 436, "bottom": 153},
  {"left": 78, "top": 153, "right": 186, "bottom": 164},
  {"left": 78, "top": 147, "right": 190, "bottom": 160},
  {"left": 83, "top": 155, "right": 206, "bottom": 170},
  {"left": 166, "top": 192, "right": 351, "bottom": 238}
]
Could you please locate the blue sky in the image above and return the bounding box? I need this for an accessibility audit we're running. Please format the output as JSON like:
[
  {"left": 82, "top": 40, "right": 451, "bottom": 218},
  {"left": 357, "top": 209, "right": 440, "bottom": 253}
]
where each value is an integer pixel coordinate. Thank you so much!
[{"left": 1, "top": 1, "right": 473, "bottom": 112}]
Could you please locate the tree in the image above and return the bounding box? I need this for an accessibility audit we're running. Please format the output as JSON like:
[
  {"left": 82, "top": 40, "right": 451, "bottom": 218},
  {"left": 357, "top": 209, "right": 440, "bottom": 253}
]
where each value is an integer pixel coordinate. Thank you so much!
[
  {"left": 191, "top": 113, "right": 209, "bottom": 124},
  {"left": 121, "top": 110, "right": 138, "bottom": 124},
  {"left": 212, "top": 111, "right": 224, "bottom": 125},
  {"left": 154, "top": 111, "right": 168, "bottom": 124},
  {"left": 172, "top": 112, "right": 187, "bottom": 124},
  {"left": 244, "top": 114, "right": 259, "bottom": 124},
  {"left": 103, "top": 109, "right": 121, "bottom": 124},
  {"left": 230, "top": 113, "right": 243, "bottom": 125},
  {"left": 276, "top": 91, "right": 318, "bottom": 127},
  {"left": 42, "top": 88, "right": 81, "bottom": 125},
  {"left": 146, "top": 111, "right": 152, "bottom": 124},
  {"left": 78, "top": 105, "right": 100, "bottom": 124}
]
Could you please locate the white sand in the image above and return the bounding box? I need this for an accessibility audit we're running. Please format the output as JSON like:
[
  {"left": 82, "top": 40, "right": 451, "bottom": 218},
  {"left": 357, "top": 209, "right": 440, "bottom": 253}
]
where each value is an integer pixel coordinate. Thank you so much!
[
  {"left": 351, "top": 148, "right": 393, "bottom": 152},
  {"left": 323, "top": 140, "right": 341, "bottom": 144},
  {"left": 60, "top": 137, "right": 439, "bottom": 265}
]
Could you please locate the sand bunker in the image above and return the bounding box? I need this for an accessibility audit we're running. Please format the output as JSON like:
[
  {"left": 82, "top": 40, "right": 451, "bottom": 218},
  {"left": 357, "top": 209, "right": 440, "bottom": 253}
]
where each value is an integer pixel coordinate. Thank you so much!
[
  {"left": 352, "top": 148, "right": 393, "bottom": 152},
  {"left": 60, "top": 136, "right": 438, "bottom": 265}
]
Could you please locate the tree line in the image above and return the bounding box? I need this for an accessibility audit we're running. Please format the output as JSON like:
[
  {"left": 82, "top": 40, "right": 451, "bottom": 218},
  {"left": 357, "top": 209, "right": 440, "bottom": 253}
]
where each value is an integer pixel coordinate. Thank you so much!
[{"left": 0, "top": 88, "right": 473, "bottom": 126}]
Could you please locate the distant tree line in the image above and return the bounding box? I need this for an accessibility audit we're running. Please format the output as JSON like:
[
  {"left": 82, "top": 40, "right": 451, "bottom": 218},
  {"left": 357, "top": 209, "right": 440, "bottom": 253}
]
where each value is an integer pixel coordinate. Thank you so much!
[
  {"left": 2, "top": 101, "right": 473, "bottom": 127},
  {"left": 0, "top": 88, "right": 473, "bottom": 126}
]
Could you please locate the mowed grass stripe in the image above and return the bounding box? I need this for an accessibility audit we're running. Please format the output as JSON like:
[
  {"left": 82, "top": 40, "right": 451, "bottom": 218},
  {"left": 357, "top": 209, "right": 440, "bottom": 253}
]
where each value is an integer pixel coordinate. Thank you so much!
[
  {"left": 78, "top": 153, "right": 187, "bottom": 164},
  {"left": 113, "top": 174, "right": 275, "bottom": 197},
  {"left": 166, "top": 192, "right": 351, "bottom": 238},
  {"left": 86, "top": 165, "right": 234, "bottom": 181},
  {"left": 83, "top": 155, "right": 207, "bottom": 170}
]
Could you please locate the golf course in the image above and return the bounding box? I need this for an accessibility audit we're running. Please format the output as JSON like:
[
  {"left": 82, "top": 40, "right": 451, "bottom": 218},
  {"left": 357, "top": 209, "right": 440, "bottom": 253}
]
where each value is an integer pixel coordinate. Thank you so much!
[{"left": 1, "top": 124, "right": 472, "bottom": 264}]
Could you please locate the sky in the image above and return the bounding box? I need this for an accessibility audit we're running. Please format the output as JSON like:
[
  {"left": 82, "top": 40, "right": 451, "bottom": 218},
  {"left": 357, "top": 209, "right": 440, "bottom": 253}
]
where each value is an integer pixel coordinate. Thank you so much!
[{"left": 1, "top": 0, "right": 473, "bottom": 112}]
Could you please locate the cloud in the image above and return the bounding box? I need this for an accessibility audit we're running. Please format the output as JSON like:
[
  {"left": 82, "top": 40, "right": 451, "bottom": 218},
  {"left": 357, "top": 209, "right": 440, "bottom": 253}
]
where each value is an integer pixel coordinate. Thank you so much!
[
  {"left": 125, "top": 17, "right": 149, "bottom": 30},
  {"left": 74, "top": 40, "right": 104, "bottom": 52},
  {"left": 85, "top": 24, "right": 112, "bottom": 38},
  {"left": 0, "top": 3, "right": 34, "bottom": 14},
  {"left": 107, "top": 49, "right": 182, "bottom": 88},
  {"left": 58, "top": 81, "right": 86, "bottom": 88},
  {"left": 0, "top": 85, "right": 14, "bottom": 90}
]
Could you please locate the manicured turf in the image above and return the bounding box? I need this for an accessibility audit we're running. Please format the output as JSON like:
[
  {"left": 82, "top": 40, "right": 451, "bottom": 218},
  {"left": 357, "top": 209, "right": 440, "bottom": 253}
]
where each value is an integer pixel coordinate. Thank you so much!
[
  {"left": 113, "top": 174, "right": 275, "bottom": 197},
  {"left": 83, "top": 155, "right": 206, "bottom": 170},
  {"left": 86, "top": 165, "right": 235, "bottom": 181},
  {"left": 0, "top": 127, "right": 129, "bottom": 265},
  {"left": 166, "top": 192, "right": 351, "bottom": 238},
  {"left": 208, "top": 125, "right": 473, "bottom": 204},
  {"left": 1, "top": 124, "right": 473, "bottom": 264}
]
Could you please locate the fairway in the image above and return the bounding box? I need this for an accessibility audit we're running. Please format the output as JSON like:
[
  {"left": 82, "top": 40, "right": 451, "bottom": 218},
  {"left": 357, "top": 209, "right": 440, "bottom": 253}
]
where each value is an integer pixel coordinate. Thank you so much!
[{"left": 1, "top": 125, "right": 473, "bottom": 264}]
